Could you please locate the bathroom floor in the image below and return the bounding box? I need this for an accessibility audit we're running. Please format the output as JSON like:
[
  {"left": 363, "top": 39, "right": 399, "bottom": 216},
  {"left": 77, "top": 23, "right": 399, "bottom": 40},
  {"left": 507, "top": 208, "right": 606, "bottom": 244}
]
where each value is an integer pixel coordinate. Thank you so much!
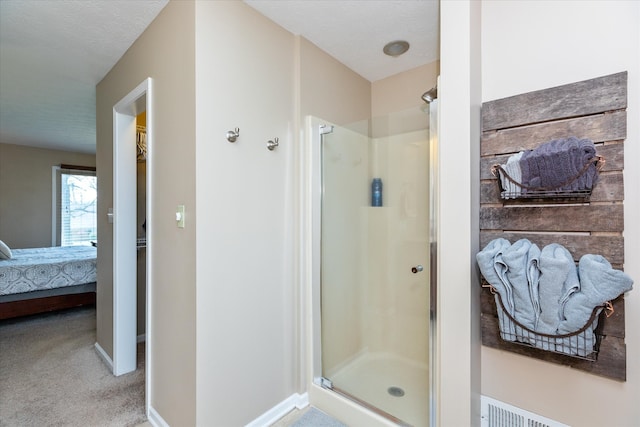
[{"left": 330, "top": 352, "right": 429, "bottom": 427}]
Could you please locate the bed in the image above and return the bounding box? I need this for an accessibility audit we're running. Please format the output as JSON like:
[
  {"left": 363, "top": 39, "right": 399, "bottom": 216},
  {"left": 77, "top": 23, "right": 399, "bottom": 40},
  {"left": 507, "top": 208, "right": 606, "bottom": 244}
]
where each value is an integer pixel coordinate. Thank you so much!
[{"left": 0, "top": 245, "right": 97, "bottom": 320}]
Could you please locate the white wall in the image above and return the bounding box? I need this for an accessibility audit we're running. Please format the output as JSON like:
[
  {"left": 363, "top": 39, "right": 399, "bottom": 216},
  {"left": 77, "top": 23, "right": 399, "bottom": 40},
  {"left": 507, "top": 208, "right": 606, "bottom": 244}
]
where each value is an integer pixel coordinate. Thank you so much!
[
  {"left": 481, "top": 2, "right": 640, "bottom": 425},
  {"left": 437, "top": 1, "right": 483, "bottom": 426},
  {"left": 194, "top": 2, "right": 296, "bottom": 425}
]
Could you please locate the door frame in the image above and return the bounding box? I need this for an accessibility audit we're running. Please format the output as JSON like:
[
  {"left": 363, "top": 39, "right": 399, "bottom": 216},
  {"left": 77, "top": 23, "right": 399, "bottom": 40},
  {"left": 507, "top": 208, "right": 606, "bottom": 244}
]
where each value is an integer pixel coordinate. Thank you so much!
[{"left": 112, "top": 78, "right": 153, "bottom": 414}]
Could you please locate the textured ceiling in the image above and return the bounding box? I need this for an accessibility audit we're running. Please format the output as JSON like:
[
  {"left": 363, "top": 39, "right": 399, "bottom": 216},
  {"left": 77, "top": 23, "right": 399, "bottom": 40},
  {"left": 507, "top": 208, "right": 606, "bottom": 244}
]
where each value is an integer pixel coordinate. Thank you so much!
[
  {"left": 0, "top": 0, "right": 169, "bottom": 153},
  {"left": 245, "top": 0, "right": 439, "bottom": 82},
  {"left": 0, "top": 0, "right": 438, "bottom": 154}
]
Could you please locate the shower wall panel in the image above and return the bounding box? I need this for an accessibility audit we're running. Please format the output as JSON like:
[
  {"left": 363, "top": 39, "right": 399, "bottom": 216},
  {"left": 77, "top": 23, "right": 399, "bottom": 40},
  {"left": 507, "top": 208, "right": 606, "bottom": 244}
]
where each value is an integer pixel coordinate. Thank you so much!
[{"left": 364, "top": 130, "right": 430, "bottom": 363}]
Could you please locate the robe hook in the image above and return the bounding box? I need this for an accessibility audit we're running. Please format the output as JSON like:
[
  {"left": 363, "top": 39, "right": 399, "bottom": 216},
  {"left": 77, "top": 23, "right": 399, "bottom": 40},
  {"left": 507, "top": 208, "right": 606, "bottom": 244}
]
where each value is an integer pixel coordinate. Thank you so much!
[
  {"left": 267, "top": 137, "right": 279, "bottom": 151},
  {"left": 226, "top": 128, "right": 240, "bottom": 143}
]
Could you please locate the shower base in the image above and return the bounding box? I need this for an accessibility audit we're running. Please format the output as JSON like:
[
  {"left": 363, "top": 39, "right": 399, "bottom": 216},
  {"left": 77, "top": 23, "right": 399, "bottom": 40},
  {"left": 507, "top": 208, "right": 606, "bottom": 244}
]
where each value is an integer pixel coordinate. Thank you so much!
[{"left": 329, "top": 352, "right": 429, "bottom": 427}]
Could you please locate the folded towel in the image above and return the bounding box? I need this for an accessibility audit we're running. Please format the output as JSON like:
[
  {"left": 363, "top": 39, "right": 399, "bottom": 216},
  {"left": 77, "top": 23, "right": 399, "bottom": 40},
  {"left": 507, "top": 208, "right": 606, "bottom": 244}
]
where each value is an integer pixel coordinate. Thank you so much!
[
  {"left": 526, "top": 243, "right": 541, "bottom": 329},
  {"left": 557, "top": 254, "right": 633, "bottom": 356},
  {"left": 500, "top": 151, "right": 524, "bottom": 198},
  {"left": 566, "top": 137, "right": 582, "bottom": 191},
  {"left": 555, "top": 319, "right": 598, "bottom": 357},
  {"left": 535, "top": 244, "right": 575, "bottom": 350},
  {"left": 503, "top": 239, "right": 538, "bottom": 342},
  {"left": 577, "top": 138, "right": 598, "bottom": 190},
  {"left": 476, "top": 238, "right": 516, "bottom": 340},
  {"left": 578, "top": 254, "right": 633, "bottom": 304},
  {"left": 519, "top": 149, "right": 537, "bottom": 192},
  {"left": 518, "top": 137, "right": 599, "bottom": 193}
]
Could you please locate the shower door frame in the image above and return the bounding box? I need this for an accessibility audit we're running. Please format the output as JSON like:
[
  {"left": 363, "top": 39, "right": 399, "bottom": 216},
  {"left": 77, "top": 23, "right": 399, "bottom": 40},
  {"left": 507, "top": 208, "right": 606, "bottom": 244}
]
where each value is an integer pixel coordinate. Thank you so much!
[{"left": 304, "top": 110, "right": 439, "bottom": 426}]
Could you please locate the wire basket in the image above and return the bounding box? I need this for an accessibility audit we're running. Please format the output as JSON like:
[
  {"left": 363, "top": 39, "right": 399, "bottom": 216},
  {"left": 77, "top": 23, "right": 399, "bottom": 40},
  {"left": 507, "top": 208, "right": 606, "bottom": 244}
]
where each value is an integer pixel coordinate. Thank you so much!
[
  {"left": 484, "top": 284, "right": 613, "bottom": 361},
  {"left": 491, "top": 155, "right": 605, "bottom": 201}
]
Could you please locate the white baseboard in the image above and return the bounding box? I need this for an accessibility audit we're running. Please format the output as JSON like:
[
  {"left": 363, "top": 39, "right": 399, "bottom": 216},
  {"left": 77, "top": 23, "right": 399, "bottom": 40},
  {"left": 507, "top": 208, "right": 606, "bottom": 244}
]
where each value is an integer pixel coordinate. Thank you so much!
[
  {"left": 137, "top": 334, "right": 146, "bottom": 343},
  {"left": 148, "top": 406, "right": 170, "bottom": 427},
  {"left": 245, "top": 392, "right": 309, "bottom": 427},
  {"left": 94, "top": 342, "right": 114, "bottom": 372}
]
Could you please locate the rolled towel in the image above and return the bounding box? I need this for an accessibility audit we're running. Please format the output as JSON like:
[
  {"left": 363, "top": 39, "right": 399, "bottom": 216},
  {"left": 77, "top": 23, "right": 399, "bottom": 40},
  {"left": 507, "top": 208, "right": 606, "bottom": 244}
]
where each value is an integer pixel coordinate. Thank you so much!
[
  {"left": 476, "top": 238, "right": 516, "bottom": 340},
  {"left": 577, "top": 138, "right": 598, "bottom": 190},
  {"left": 578, "top": 254, "right": 633, "bottom": 304},
  {"left": 503, "top": 239, "right": 537, "bottom": 342},
  {"left": 556, "top": 292, "right": 599, "bottom": 357},
  {"left": 535, "top": 244, "right": 575, "bottom": 350},
  {"left": 526, "top": 243, "right": 541, "bottom": 330},
  {"left": 557, "top": 254, "right": 633, "bottom": 356},
  {"left": 567, "top": 137, "right": 595, "bottom": 191},
  {"left": 519, "top": 137, "right": 599, "bottom": 193},
  {"left": 519, "top": 149, "right": 537, "bottom": 193},
  {"left": 501, "top": 151, "right": 524, "bottom": 198}
]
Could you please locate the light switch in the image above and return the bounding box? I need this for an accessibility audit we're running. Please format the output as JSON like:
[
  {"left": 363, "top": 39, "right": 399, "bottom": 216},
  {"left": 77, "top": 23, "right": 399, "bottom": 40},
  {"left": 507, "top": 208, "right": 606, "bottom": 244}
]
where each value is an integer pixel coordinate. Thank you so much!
[{"left": 176, "top": 205, "right": 185, "bottom": 228}]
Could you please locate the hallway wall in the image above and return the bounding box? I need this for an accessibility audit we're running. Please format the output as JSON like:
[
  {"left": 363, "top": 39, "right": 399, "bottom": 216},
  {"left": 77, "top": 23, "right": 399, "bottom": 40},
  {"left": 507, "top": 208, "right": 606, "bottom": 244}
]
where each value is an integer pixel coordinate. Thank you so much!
[{"left": 95, "top": 1, "right": 196, "bottom": 425}]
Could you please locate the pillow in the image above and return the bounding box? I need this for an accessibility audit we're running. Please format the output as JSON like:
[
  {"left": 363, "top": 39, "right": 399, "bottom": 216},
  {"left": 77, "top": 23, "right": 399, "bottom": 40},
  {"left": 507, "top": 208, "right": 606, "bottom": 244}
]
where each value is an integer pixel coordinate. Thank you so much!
[{"left": 0, "top": 239, "right": 12, "bottom": 259}]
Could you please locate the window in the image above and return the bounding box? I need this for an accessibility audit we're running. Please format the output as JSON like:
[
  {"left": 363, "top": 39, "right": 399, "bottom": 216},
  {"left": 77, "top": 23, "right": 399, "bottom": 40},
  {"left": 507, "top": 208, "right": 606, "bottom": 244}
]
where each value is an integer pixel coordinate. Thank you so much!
[{"left": 53, "top": 166, "right": 97, "bottom": 246}]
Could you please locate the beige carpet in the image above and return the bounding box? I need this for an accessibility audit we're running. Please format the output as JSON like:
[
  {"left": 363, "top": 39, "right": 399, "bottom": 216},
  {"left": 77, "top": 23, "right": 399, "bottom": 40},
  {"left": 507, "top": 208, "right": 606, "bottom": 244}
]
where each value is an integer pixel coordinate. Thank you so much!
[{"left": 0, "top": 306, "right": 146, "bottom": 427}]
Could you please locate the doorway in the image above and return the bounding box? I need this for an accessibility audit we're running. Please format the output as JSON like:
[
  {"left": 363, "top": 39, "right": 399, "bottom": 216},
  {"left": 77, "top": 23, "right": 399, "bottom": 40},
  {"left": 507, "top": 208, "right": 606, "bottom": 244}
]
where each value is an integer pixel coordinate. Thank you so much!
[{"left": 112, "top": 78, "right": 153, "bottom": 415}]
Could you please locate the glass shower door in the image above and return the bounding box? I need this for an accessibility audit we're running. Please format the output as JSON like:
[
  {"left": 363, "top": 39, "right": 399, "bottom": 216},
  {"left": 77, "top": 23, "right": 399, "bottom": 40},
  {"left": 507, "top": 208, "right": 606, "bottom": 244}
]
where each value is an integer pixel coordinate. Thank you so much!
[{"left": 319, "top": 109, "right": 431, "bottom": 426}]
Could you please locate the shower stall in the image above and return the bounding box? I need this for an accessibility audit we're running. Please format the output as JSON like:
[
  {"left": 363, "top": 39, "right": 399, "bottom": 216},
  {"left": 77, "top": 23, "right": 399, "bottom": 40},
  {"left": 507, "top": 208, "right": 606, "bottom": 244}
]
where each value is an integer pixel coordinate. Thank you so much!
[{"left": 307, "top": 95, "right": 438, "bottom": 426}]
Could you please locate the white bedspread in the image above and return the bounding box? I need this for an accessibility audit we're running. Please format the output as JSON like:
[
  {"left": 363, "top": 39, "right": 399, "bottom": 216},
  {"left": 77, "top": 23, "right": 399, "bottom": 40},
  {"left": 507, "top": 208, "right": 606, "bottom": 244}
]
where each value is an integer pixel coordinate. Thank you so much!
[{"left": 0, "top": 246, "right": 97, "bottom": 296}]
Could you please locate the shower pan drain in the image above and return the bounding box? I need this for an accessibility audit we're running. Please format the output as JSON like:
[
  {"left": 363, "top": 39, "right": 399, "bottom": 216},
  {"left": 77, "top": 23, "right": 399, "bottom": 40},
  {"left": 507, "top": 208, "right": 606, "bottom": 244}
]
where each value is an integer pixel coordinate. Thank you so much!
[{"left": 387, "top": 386, "right": 405, "bottom": 397}]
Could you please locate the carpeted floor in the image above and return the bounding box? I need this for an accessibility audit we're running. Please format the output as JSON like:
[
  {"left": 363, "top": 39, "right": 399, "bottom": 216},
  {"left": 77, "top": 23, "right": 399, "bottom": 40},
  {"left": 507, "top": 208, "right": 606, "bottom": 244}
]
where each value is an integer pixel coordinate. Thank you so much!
[{"left": 0, "top": 306, "right": 146, "bottom": 427}]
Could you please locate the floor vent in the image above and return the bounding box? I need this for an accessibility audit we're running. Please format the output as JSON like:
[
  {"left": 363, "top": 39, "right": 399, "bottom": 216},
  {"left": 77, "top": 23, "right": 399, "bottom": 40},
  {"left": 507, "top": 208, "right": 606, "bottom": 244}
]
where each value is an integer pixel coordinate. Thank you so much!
[{"left": 481, "top": 396, "right": 570, "bottom": 427}]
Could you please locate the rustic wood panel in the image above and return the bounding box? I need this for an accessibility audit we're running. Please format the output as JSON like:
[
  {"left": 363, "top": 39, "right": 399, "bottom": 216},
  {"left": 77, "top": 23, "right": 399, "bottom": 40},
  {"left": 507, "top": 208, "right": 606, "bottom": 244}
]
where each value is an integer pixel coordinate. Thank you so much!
[
  {"left": 479, "top": 72, "right": 627, "bottom": 380},
  {"left": 481, "top": 110, "right": 626, "bottom": 156},
  {"left": 480, "top": 205, "right": 623, "bottom": 232},
  {"left": 479, "top": 232, "right": 625, "bottom": 265},
  {"left": 481, "top": 312, "right": 626, "bottom": 381},
  {"left": 597, "top": 143, "right": 626, "bottom": 172},
  {"left": 482, "top": 72, "right": 627, "bottom": 131},
  {"left": 479, "top": 143, "right": 623, "bottom": 180}
]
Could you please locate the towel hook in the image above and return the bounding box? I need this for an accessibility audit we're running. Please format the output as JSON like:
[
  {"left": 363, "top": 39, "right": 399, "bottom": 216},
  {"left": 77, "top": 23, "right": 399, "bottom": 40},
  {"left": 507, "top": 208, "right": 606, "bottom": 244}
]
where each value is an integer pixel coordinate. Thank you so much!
[
  {"left": 226, "top": 128, "right": 240, "bottom": 143},
  {"left": 267, "top": 137, "right": 279, "bottom": 151}
]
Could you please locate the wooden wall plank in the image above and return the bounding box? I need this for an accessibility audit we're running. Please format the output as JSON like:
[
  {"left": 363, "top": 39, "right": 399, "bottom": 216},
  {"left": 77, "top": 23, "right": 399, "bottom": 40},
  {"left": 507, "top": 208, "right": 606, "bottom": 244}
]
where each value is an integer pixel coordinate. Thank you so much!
[
  {"left": 481, "top": 313, "right": 626, "bottom": 381},
  {"left": 481, "top": 110, "right": 626, "bottom": 156},
  {"left": 482, "top": 72, "right": 627, "bottom": 131},
  {"left": 602, "top": 296, "right": 626, "bottom": 339},
  {"left": 597, "top": 143, "right": 625, "bottom": 172},
  {"left": 479, "top": 232, "right": 625, "bottom": 265},
  {"left": 480, "top": 205, "right": 623, "bottom": 232}
]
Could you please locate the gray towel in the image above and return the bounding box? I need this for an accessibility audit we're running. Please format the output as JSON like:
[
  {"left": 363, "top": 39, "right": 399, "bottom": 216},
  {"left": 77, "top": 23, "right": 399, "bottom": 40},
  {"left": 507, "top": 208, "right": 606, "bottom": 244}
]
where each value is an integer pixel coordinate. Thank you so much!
[
  {"left": 519, "top": 149, "right": 539, "bottom": 191},
  {"left": 476, "top": 238, "right": 516, "bottom": 340},
  {"left": 518, "top": 137, "right": 599, "bottom": 192},
  {"left": 535, "top": 244, "right": 575, "bottom": 350},
  {"left": 557, "top": 254, "right": 633, "bottom": 356},
  {"left": 503, "top": 239, "right": 537, "bottom": 342},
  {"left": 577, "top": 138, "right": 598, "bottom": 190},
  {"left": 566, "top": 137, "right": 582, "bottom": 191}
]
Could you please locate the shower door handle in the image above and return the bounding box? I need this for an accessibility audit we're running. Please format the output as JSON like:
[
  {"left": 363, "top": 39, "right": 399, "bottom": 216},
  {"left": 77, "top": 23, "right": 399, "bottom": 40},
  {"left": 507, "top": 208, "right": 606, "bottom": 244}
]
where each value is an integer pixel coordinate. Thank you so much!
[{"left": 411, "top": 265, "right": 424, "bottom": 274}]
